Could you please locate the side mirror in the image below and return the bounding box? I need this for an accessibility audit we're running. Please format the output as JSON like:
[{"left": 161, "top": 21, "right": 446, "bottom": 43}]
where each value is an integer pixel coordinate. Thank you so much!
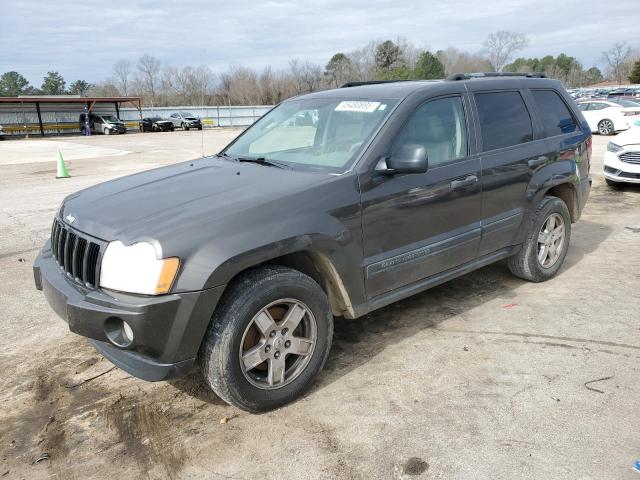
[{"left": 381, "top": 144, "right": 428, "bottom": 174}]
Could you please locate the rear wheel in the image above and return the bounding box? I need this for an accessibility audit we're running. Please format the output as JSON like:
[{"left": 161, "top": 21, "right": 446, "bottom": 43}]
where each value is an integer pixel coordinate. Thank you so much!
[
  {"left": 200, "top": 266, "right": 333, "bottom": 412},
  {"left": 598, "top": 119, "right": 614, "bottom": 135},
  {"left": 508, "top": 196, "right": 571, "bottom": 282}
]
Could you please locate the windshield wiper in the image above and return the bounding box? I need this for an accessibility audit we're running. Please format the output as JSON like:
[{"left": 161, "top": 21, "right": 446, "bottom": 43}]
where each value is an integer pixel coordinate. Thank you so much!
[
  {"left": 236, "top": 156, "right": 289, "bottom": 169},
  {"left": 215, "top": 152, "right": 235, "bottom": 161}
]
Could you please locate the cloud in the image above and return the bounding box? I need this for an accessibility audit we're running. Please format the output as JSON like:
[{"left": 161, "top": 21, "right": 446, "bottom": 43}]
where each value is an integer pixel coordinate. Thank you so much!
[{"left": 0, "top": 0, "right": 636, "bottom": 85}]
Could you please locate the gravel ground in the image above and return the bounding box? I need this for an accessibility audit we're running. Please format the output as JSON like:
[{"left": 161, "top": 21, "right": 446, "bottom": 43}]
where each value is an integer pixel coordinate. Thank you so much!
[{"left": 0, "top": 130, "right": 638, "bottom": 480}]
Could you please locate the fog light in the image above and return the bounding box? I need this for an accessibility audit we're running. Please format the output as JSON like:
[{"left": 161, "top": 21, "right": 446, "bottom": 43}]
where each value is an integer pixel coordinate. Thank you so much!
[
  {"left": 105, "top": 317, "right": 134, "bottom": 348},
  {"left": 122, "top": 321, "right": 134, "bottom": 343}
]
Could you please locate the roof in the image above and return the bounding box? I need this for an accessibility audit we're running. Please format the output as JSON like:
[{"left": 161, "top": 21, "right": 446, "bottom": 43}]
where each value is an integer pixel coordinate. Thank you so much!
[
  {"left": 297, "top": 75, "right": 560, "bottom": 101},
  {"left": 0, "top": 96, "right": 141, "bottom": 104}
]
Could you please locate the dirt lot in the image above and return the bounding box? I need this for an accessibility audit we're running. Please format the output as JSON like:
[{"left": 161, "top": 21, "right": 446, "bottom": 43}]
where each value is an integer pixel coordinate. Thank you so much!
[{"left": 0, "top": 130, "right": 639, "bottom": 480}]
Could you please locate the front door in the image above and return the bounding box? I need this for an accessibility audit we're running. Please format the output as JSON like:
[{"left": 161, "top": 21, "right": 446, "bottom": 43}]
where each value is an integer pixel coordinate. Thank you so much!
[{"left": 359, "top": 94, "right": 482, "bottom": 299}]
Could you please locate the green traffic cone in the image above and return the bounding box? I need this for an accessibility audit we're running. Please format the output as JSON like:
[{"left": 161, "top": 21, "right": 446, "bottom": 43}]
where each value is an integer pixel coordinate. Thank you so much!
[{"left": 56, "top": 149, "right": 70, "bottom": 179}]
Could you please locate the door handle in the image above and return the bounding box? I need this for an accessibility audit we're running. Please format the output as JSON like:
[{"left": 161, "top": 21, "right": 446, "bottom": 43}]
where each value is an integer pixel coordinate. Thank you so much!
[
  {"left": 528, "top": 156, "right": 548, "bottom": 169},
  {"left": 450, "top": 175, "right": 478, "bottom": 190}
]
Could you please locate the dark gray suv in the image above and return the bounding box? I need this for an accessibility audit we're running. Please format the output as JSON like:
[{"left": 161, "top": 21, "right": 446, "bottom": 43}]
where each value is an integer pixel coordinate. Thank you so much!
[{"left": 34, "top": 73, "right": 592, "bottom": 411}]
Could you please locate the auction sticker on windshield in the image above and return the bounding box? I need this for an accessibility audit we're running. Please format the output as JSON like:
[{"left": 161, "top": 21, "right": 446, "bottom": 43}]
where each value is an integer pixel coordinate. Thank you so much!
[{"left": 335, "top": 101, "right": 381, "bottom": 113}]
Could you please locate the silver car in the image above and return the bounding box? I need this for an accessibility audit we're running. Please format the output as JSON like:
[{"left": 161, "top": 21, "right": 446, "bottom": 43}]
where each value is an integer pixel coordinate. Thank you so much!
[
  {"left": 168, "top": 111, "right": 203, "bottom": 130},
  {"left": 0, "top": 124, "right": 6, "bottom": 139}
]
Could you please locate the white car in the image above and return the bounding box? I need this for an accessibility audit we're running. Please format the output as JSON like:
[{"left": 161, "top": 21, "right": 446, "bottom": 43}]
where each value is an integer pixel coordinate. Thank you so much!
[
  {"left": 0, "top": 124, "right": 5, "bottom": 139},
  {"left": 603, "top": 128, "right": 640, "bottom": 186},
  {"left": 577, "top": 99, "right": 640, "bottom": 135}
]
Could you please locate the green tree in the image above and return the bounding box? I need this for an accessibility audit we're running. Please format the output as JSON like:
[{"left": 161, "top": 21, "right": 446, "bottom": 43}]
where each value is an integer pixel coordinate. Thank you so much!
[
  {"left": 324, "top": 53, "right": 352, "bottom": 88},
  {"left": 375, "top": 40, "right": 402, "bottom": 71},
  {"left": 629, "top": 60, "right": 640, "bottom": 84},
  {"left": 412, "top": 51, "right": 445, "bottom": 79},
  {"left": 41, "top": 71, "right": 66, "bottom": 95},
  {"left": 585, "top": 67, "right": 604, "bottom": 85},
  {"left": 0, "top": 71, "right": 30, "bottom": 96},
  {"left": 68, "top": 80, "right": 93, "bottom": 97}
]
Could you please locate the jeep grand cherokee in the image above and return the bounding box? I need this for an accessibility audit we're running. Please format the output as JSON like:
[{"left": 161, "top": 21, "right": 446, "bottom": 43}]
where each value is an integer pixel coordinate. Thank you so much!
[{"left": 34, "top": 73, "right": 592, "bottom": 412}]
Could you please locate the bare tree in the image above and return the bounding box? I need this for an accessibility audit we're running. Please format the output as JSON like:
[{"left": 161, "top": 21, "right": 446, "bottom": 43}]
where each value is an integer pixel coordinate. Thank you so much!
[
  {"left": 113, "top": 59, "right": 131, "bottom": 96},
  {"left": 483, "top": 31, "right": 528, "bottom": 72},
  {"left": 602, "top": 42, "right": 632, "bottom": 85},
  {"left": 437, "top": 47, "right": 491, "bottom": 74},
  {"left": 136, "top": 54, "right": 161, "bottom": 105}
]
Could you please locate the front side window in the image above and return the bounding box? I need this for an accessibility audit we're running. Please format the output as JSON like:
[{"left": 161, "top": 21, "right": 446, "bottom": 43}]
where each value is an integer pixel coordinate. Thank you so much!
[
  {"left": 225, "top": 98, "right": 398, "bottom": 172},
  {"left": 531, "top": 90, "right": 577, "bottom": 137},
  {"left": 475, "top": 91, "right": 533, "bottom": 151},
  {"left": 392, "top": 96, "right": 467, "bottom": 167}
]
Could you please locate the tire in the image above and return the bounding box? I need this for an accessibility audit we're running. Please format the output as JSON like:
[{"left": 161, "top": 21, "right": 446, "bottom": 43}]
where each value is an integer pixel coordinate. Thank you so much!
[
  {"left": 197, "top": 126, "right": 203, "bottom": 131},
  {"left": 103, "top": 127, "right": 111, "bottom": 135},
  {"left": 598, "top": 119, "right": 614, "bottom": 135},
  {"left": 200, "top": 266, "right": 333, "bottom": 412},
  {"left": 182, "top": 122, "right": 190, "bottom": 131},
  {"left": 605, "top": 178, "right": 621, "bottom": 188},
  {"left": 507, "top": 196, "right": 571, "bottom": 282}
]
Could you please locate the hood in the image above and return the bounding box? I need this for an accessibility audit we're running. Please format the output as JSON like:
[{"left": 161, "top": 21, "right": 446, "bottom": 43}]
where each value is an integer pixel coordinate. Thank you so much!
[
  {"left": 612, "top": 127, "right": 640, "bottom": 146},
  {"left": 60, "top": 157, "right": 327, "bottom": 243}
]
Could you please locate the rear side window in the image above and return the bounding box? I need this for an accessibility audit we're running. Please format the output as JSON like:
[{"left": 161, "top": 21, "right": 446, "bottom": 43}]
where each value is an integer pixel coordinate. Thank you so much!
[
  {"left": 475, "top": 91, "right": 533, "bottom": 151},
  {"left": 532, "top": 90, "right": 577, "bottom": 136}
]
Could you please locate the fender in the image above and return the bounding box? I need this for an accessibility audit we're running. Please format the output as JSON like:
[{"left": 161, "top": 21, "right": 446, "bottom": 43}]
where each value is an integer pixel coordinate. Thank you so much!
[
  {"left": 171, "top": 211, "right": 366, "bottom": 313},
  {"left": 518, "top": 159, "right": 579, "bottom": 242}
]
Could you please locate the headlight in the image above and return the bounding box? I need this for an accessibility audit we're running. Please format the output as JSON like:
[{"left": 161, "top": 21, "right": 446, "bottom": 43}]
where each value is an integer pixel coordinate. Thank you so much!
[
  {"left": 99, "top": 241, "right": 180, "bottom": 295},
  {"left": 607, "top": 142, "right": 622, "bottom": 153}
]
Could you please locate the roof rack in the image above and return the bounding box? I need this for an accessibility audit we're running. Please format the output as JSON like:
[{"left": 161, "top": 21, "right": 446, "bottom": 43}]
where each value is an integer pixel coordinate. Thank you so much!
[
  {"left": 447, "top": 72, "right": 547, "bottom": 81},
  {"left": 339, "top": 80, "right": 410, "bottom": 88}
]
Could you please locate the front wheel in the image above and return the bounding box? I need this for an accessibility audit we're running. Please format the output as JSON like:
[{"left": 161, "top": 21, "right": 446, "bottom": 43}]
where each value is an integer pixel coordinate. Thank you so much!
[
  {"left": 103, "top": 127, "right": 111, "bottom": 135},
  {"left": 508, "top": 196, "right": 571, "bottom": 282},
  {"left": 200, "top": 266, "right": 333, "bottom": 412},
  {"left": 182, "top": 122, "right": 190, "bottom": 131},
  {"left": 598, "top": 119, "right": 614, "bottom": 135}
]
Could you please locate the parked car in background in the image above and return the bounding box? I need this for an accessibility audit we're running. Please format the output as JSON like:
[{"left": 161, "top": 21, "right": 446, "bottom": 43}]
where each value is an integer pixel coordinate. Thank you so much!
[
  {"left": 140, "top": 117, "right": 175, "bottom": 132},
  {"left": 35, "top": 73, "right": 592, "bottom": 412},
  {"left": 168, "top": 111, "right": 202, "bottom": 130},
  {"left": 0, "top": 124, "right": 5, "bottom": 139},
  {"left": 607, "top": 88, "right": 640, "bottom": 99},
  {"left": 576, "top": 100, "right": 640, "bottom": 135},
  {"left": 79, "top": 113, "right": 127, "bottom": 135},
  {"left": 604, "top": 128, "right": 640, "bottom": 186}
]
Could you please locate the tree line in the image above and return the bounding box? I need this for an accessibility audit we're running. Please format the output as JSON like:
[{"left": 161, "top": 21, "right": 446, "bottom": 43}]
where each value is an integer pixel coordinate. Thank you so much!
[{"left": 1, "top": 33, "right": 638, "bottom": 107}]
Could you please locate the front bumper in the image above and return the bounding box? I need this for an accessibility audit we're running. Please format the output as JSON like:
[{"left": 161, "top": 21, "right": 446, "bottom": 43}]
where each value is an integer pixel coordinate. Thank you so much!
[
  {"left": 34, "top": 242, "right": 225, "bottom": 381},
  {"left": 603, "top": 150, "right": 640, "bottom": 184}
]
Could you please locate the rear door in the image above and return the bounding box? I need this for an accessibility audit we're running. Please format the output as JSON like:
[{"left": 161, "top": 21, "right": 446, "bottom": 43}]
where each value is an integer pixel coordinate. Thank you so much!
[{"left": 470, "top": 89, "right": 547, "bottom": 256}]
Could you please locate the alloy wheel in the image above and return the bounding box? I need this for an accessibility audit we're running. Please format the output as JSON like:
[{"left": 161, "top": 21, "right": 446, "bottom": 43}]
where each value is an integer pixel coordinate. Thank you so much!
[
  {"left": 537, "top": 213, "right": 565, "bottom": 268},
  {"left": 598, "top": 120, "right": 613, "bottom": 135},
  {"left": 239, "top": 299, "right": 317, "bottom": 390}
]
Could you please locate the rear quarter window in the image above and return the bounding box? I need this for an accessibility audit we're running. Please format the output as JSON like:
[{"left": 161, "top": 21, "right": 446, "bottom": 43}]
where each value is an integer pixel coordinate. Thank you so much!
[
  {"left": 531, "top": 90, "right": 578, "bottom": 136},
  {"left": 475, "top": 91, "right": 533, "bottom": 151}
]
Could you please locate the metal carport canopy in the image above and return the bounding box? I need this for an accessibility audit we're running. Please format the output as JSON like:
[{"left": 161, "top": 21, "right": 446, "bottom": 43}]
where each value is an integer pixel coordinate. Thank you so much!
[{"left": 0, "top": 95, "right": 142, "bottom": 137}]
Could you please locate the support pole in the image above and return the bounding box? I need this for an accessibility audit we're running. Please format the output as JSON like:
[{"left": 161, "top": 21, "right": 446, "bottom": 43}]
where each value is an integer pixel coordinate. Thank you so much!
[
  {"left": 114, "top": 101, "right": 120, "bottom": 119},
  {"left": 35, "top": 102, "right": 45, "bottom": 137}
]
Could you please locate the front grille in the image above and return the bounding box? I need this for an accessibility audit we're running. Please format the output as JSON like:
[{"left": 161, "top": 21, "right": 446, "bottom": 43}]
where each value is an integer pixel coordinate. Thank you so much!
[
  {"left": 619, "top": 171, "right": 640, "bottom": 179},
  {"left": 620, "top": 151, "right": 640, "bottom": 165},
  {"left": 50, "top": 219, "right": 102, "bottom": 288}
]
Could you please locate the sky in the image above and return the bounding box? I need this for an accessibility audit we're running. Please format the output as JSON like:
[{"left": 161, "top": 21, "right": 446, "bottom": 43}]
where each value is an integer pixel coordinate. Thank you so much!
[{"left": 0, "top": 0, "right": 637, "bottom": 86}]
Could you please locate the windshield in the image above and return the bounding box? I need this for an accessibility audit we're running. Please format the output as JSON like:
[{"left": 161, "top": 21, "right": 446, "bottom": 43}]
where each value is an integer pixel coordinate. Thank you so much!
[
  {"left": 180, "top": 111, "right": 196, "bottom": 118},
  {"left": 612, "top": 99, "right": 640, "bottom": 107},
  {"left": 225, "top": 98, "right": 398, "bottom": 172},
  {"left": 148, "top": 117, "right": 162, "bottom": 121},
  {"left": 101, "top": 115, "right": 120, "bottom": 122}
]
